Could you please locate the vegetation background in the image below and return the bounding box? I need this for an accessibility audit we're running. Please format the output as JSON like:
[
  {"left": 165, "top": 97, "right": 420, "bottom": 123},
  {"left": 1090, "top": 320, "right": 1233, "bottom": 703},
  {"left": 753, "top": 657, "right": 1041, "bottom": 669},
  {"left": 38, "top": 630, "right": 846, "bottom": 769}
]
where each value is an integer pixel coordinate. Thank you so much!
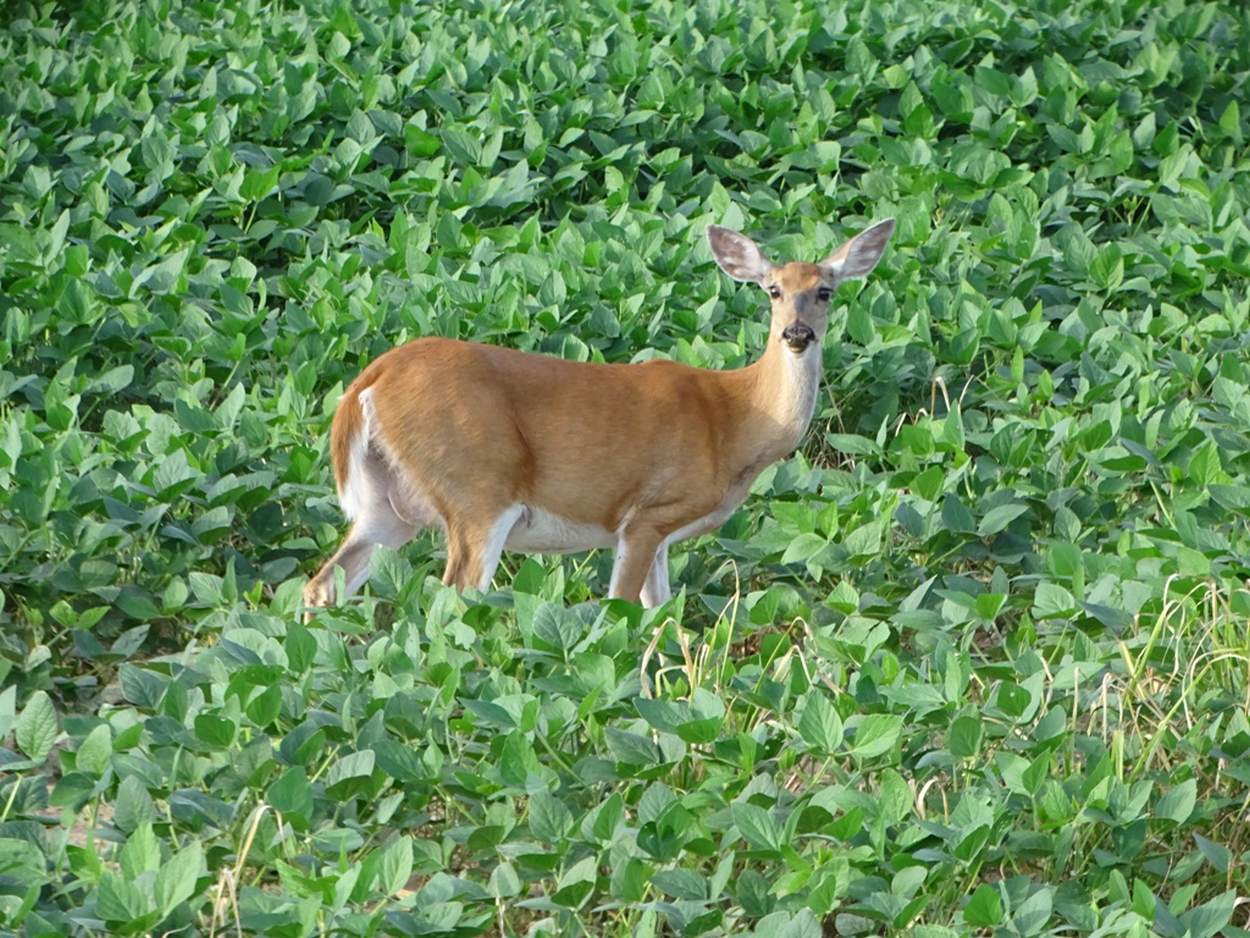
[{"left": 1, "top": 0, "right": 1248, "bottom": 934}]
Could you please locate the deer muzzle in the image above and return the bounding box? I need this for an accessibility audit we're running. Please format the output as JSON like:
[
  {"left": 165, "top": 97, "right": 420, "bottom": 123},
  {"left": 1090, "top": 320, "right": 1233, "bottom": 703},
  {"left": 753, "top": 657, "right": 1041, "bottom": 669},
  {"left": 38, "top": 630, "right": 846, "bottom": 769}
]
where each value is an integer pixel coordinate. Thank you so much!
[{"left": 781, "top": 322, "right": 815, "bottom": 352}]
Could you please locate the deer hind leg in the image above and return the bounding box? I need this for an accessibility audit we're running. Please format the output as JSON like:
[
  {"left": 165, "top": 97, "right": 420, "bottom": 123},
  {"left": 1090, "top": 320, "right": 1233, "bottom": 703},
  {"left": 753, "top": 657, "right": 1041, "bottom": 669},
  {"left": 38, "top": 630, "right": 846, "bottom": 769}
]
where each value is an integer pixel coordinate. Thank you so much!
[
  {"left": 442, "top": 504, "right": 524, "bottom": 592},
  {"left": 303, "top": 453, "right": 428, "bottom": 617}
]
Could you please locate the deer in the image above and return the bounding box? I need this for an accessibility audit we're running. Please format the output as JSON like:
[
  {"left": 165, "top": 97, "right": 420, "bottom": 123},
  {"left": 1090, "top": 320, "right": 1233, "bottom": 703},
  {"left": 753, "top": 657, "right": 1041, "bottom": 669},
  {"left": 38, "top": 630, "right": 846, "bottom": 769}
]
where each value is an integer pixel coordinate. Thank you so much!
[{"left": 301, "top": 218, "right": 894, "bottom": 616}]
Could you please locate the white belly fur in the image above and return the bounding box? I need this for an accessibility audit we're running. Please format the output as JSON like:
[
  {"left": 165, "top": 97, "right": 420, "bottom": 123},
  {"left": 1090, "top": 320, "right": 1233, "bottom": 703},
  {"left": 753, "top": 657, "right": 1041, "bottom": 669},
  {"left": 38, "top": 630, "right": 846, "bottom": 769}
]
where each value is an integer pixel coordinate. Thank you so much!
[
  {"left": 504, "top": 506, "right": 616, "bottom": 553},
  {"left": 505, "top": 485, "right": 749, "bottom": 556},
  {"left": 664, "top": 503, "right": 736, "bottom": 547}
]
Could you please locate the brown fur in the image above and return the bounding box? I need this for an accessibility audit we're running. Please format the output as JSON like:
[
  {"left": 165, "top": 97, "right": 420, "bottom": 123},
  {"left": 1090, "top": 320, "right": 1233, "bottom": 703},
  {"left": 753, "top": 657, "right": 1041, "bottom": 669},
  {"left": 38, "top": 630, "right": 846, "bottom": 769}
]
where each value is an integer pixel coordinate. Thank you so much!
[
  {"left": 303, "top": 219, "right": 894, "bottom": 612},
  {"left": 329, "top": 381, "right": 365, "bottom": 505}
]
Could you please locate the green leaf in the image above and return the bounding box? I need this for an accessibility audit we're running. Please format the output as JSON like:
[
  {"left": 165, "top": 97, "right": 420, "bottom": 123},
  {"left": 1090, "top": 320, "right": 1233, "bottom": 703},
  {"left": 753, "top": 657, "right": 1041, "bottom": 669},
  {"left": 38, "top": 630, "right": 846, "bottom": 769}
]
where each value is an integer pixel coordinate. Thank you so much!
[
  {"left": 756, "top": 909, "right": 823, "bottom": 938},
  {"left": 241, "top": 164, "right": 281, "bottom": 202},
  {"left": 134, "top": 247, "right": 189, "bottom": 295},
  {"left": 372, "top": 740, "right": 426, "bottom": 783},
  {"left": 843, "top": 520, "right": 883, "bottom": 557},
  {"left": 267, "top": 767, "right": 313, "bottom": 826},
  {"left": 948, "top": 715, "right": 982, "bottom": 759},
  {"left": 194, "top": 713, "right": 236, "bottom": 748},
  {"left": 782, "top": 532, "right": 828, "bottom": 565},
  {"left": 246, "top": 684, "right": 281, "bottom": 726},
  {"left": 1010, "top": 887, "right": 1053, "bottom": 936},
  {"left": 652, "top": 868, "right": 706, "bottom": 900},
  {"left": 1193, "top": 833, "right": 1230, "bottom": 872},
  {"left": 849, "top": 714, "right": 903, "bottom": 760},
  {"left": 941, "top": 495, "right": 976, "bottom": 533},
  {"left": 378, "top": 836, "right": 413, "bottom": 896},
  {"left": 964, "top": 884, "right": 1003, "bottom": 926},
  {"left": 285, "top": 622, "right": 316, "bottom": 673},
  {"left": 405, "top": 125, "right": 441, "bottom": 157},
  {"left": 1156, "top": 778, "right": 1196, "bottom": 824},
  {"left": 797, "top": 692, "right": 844, "bottom": 753},
  {"left": 532, "top": 602, "right": 586, "bottom": 651},
  {"left": 155, "top": 841, "right": 203, "bottom": 915},
  {"left": 76, "top": 723, "right": 112, "bottom": 776},
  {"left": 498, "top": 730, "right": 538, "bottom": 786},
  {"left": 93, "top": 364, "right": 135, "bottom": 393},
  {"left": 1033, "top": 581, "right": 1077, "bottom": 618},
  {"left": 732, "top": 802, "right": 782, "bottom": 852},
  {"left": 553, "top": 855, "right": 597, "bottom": 908},
  {"left": 97, "top": 871, "right": 153, "bottom": 923},
  {"left": 114, "top": 776, "right": 157, "bottom": 834},
  {"left": 44, "top": 208, "right": 70, "bottom": 261},
  {"left": 635, "top": 696, "right": 724, "bottom": 744},
  {"left": 325, "top": 750, "right": 375, "bottom": 794},
  {"left": 0, "top": 838, "right": 46, "bottom": 889},
  {"left": 120, "top": 664, "right": 168, "bottom": 710},
  {"left": 977, "top": 503, "right": 1028, "bottom": 537},
  {"left": 15, "top": 690, "right": 58, "bottom": 762},
  {"left": 0, "top": 686, "right": 15, "bottom": 742},
  {"left": 528, "top": 791, "right": 572, "bottom": 843},
  {"left": 490, "top": 861, "right": 522, "bottom": 899},
  {"left": 120, "top": 823, "right": 161, "bottom": 880},
  {"left": 1179, "top": 890, "right": 1235, "bottom": 938}
]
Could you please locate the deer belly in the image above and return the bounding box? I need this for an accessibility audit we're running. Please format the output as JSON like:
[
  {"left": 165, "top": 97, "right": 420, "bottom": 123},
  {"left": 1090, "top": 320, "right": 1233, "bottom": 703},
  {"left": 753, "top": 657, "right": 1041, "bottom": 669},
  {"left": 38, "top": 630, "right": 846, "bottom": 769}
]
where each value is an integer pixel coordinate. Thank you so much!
[
  {"left": 666, "top": 506, "right": 734, "bottom": 545},
  {"left": 505, "top": 506, "right": 616, "bottom": 554}
]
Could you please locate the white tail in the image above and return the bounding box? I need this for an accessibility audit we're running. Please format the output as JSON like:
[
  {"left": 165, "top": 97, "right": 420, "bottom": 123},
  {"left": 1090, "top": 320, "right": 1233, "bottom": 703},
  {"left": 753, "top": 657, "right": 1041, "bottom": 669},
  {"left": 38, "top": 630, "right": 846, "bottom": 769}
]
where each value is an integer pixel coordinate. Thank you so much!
[{"left": 303, "top": 218, "right": 894, "bottom": 615}]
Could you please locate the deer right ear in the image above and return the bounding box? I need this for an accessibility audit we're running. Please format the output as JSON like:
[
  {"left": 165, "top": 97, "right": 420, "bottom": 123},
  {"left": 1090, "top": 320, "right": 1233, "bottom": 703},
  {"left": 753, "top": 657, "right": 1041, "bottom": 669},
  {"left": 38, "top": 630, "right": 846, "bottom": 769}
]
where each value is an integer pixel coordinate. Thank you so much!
[
  {"left": 820, "top": 218, "right": 895, "bottom": 280},
  {"left": 707, "top": 225, "right": 774, "bottom": 283}
]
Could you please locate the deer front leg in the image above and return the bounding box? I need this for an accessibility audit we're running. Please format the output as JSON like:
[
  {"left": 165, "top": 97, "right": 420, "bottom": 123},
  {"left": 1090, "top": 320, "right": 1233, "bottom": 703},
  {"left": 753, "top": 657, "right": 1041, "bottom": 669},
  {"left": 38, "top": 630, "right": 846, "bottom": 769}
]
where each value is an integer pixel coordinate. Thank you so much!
[
  {"left": 609, "top": 526, "right": 665, "bottom": 605},
  {"left": 640, "top": 542, "right": 671, "bottom": 608}
]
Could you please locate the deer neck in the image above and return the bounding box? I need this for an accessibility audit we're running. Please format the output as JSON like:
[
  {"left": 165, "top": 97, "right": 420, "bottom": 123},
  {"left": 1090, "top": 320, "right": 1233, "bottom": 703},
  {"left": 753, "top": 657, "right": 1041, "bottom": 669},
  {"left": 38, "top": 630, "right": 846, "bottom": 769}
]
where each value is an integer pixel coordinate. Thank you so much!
[{"left": 735, "top": 335, "right": 823, "bottom": 467}]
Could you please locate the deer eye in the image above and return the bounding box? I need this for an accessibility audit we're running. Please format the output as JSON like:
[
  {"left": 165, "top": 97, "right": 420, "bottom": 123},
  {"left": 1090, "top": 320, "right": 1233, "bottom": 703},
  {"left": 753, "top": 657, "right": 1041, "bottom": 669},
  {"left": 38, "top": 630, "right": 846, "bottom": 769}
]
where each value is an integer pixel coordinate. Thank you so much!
[
  {"left": 767, "top": 285, "right": 782, "bottom": 299},
  {"left": 817, "top": 287, "right": 833, "bottom": 302}
]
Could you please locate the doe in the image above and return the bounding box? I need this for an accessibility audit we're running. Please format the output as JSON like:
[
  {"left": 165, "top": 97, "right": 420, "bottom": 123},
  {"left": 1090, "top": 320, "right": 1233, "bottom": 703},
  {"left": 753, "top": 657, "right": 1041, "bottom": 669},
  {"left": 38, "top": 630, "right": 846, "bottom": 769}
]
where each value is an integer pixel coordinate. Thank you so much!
[{"left": 302, "top": 218, "right": 894, "bottom": 614}]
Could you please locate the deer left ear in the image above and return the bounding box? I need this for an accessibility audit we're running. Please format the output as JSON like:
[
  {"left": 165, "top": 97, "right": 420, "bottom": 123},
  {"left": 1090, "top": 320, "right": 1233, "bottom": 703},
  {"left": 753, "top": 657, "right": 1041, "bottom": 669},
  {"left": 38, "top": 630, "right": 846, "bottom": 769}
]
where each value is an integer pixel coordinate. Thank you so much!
[
  {"left": 708, "top": 225, "right": 775, "bottom": 283},
  {"left": 820, "top": 218, "right": 895, "bottom": 279}
]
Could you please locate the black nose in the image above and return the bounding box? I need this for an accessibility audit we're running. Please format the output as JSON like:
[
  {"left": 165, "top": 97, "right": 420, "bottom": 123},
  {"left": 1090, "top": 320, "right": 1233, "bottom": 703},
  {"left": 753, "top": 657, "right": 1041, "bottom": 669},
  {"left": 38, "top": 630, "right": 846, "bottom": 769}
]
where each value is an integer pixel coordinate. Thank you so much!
[{"left": 782, "top": 322, "right": 815, "bottom": 349}]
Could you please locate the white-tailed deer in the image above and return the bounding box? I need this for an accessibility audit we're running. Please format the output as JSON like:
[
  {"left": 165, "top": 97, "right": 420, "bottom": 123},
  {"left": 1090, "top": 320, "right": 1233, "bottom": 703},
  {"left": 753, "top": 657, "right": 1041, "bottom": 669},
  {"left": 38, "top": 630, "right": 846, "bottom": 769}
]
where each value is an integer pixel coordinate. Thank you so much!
[{"left": 302, "top": 218, "right": 894, "bottom": 614}]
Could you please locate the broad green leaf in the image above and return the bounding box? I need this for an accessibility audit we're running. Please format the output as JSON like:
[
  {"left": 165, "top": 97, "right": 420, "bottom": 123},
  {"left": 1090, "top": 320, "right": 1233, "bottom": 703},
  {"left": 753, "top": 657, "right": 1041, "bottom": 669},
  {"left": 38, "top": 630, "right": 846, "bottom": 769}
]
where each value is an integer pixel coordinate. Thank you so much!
[
  {"left": 378, "top": 836, "right": 413, "bottom": 896},
  {"left": 1179, "top": 890, "right": 1235, "bottom": 938},
  {"left": 120, "top": 823, "right": 160, "bottom": 880},
  {"left": 797, "top": 692, "right": 844, "bottom": 753},
  {"left": 0, "top": 838, "right": 45, "bottom": 889},
  {"left": 732, "top": 802, "right": 782, "bottom": 853},
  {"left": 76, "top": 724, "right": 112, "bottom": 776},
  {"left": 528, "top": 791, "right": 572, "bottom": 843},
  {"left": 652, "top": 868, "right": 706, "bottom": 900},
  {"left": 325, "top": 750, "right": 375, "bottom": 793},
  {"left": 977, "top": 503, "right": 1028, "bottom": 537},
  {"left": 1156, "top": 778, "right": 1196, "bottom": 824},
  {"left": 114, "top": 776, "right": 158, "bottom": 833},
  {"left": 267, "top": 767, "right": 313, "bottom": 826},
  {"left": 97, "top": 871, "right": 153, "bottom": 923},
  {"left": 849, "top": 714, "right": 903, "bottom": 760},
  {"left": 964, "top": 884, "right": 1003, "bottom": 926},
  {"left": 948, "top": 715, "right": 982, "bottom": 759},
  {"left": 15, "top": 691, "right": 58, "bottom": 762},
  {"left": 155, "top": 842, "right": 203, "bottom": 915}
]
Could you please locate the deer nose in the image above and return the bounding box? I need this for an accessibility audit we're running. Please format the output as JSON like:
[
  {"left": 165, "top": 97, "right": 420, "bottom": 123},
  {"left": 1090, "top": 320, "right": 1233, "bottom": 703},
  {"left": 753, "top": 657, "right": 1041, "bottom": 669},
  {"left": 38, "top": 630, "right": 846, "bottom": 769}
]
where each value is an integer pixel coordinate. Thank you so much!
[{"left": 781, "top": 322, "right": 815, "bottom": 351}]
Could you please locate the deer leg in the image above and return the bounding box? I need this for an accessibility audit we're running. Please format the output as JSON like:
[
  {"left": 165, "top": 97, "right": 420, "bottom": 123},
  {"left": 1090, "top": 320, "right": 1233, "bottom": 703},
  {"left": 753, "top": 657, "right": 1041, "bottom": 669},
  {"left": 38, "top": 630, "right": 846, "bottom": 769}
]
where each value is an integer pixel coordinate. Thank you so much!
[
  {"left": 303, "top": 459, "right": 419, "bottom": 619},
  {"left": 640, "top": 542, "right": 671, "bottom": 608},
  {"left": 443, "top": 504, "right": 524, "bottom": 592},
  {"left": 609, "top": 526, "right": 665, "bottom": 605}
]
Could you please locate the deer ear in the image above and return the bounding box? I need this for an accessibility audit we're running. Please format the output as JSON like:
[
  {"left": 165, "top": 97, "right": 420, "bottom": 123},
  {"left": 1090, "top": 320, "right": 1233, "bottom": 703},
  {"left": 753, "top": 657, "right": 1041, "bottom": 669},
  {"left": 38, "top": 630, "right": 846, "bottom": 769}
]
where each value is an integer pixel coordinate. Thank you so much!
[
  {"left": 707, "top": 225, "right": 775, "bottom": 283},
  {"left": 820, "top": 218, "right": 895, "bottom": 279}
]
